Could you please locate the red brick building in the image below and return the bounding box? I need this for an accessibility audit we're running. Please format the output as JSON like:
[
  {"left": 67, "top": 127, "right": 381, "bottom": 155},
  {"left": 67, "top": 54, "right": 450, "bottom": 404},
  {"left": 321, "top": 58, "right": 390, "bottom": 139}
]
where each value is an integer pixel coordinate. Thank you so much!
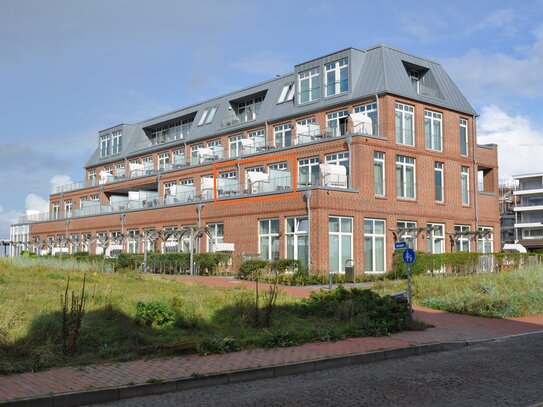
[{"left": 12, "top": 45, "right": 500, "bottom": 273}]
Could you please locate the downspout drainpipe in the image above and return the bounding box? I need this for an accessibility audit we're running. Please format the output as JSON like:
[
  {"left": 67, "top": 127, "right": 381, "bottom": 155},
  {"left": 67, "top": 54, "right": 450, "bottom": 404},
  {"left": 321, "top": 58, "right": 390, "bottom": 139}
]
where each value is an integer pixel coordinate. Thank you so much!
[
  {"left": 304, "top": 190, "right": 312, "bottom": 271},
  {"left": 472, "top": 115, "right": 479, "bottom": 251}
]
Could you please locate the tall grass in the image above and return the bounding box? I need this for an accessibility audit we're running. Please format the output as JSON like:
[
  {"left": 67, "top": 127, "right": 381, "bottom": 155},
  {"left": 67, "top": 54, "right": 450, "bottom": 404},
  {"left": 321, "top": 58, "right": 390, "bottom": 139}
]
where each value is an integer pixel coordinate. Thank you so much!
[{"left": 373, "top": 265, "right": 543, "bottom": 318}]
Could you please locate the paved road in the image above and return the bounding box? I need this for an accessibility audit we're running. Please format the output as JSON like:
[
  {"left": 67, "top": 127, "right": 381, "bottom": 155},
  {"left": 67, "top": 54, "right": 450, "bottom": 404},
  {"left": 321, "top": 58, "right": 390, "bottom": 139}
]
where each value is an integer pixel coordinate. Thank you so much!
[{"left": 96, "top": 333, "right": 543, "bottom": 407}]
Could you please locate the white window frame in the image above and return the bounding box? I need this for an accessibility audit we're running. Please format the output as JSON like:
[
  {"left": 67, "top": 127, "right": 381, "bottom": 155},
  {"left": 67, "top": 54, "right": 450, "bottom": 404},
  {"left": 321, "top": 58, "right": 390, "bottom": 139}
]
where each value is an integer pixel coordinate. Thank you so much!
[
  {"left": 298, "top": 157, "right": 320, "bottom": 186},
  {"left": 454, "top": 225, "right": 471, "bottom": 252},
  {"left": 207, "top": 223, "right": 224, "bottom": 251},
  {"left": 461, "top": 166, "right": 470, "bottom": 206},
  {"left": 477, "top": 226, "right": 493, "bottom": 254},
  {"left": 127, "top": 229, "right": 139, "bottom": 254},
  {"left": 298, "top": 68, "right": 320, "bottom": 104},
  {"left": 395, "top": 103, "right": 414, "bottom": 146},
  {"left": 198, "top": 108, "right": 210, "bottom": 126},
  {"left": 205, "top": 105, "right": 219, "bottom": 124},
  {"left": 435, "top": 162, "right": 444, "bottom": 203},
  {"left": 111, "top": 131, "right": 122, "bottom": 154},
  {"left": 425, "top": 110, "right": 443, "bottom": 152},
  {"left": 259, "top": 219, "right": 280, "bottom": 260},
  {"left": 396, "top": 155, "right": 416, "bottom": 199},
  {"left": 115, "top": 163, "right": 125, "bottom": 178},
  {"left": 158, "top": 152, "right": 170, "bottom": 171},
  {"left": 364, "top": 218, "right": 386, "bottom": 273},
  {"left": 89, "top": 170, "right": 96, "bottom": 186},
  {"left": 274, "top": 124, "right": 292, "bottom": 148},
  {"left": 164, "top": 181, "right": 175, "bottom": 196},
  {"left": 326, "top": 110, "right": 349, "bottom": 137},
  {"left": 285, "top": 217, "right": 309, "bottom": 266},
  {"left": 427, "top": 223, "right": 445, "bottom": 254},
  {"left": 374, "top": 152, "right": 385, "bottom": 197},
  {"left": 328, "top": 216, "right": 353, "bottom": 273},
  {"left": 191, "top": 143, "right": 204, "bottom": 165},
  {"left": 354, "top": 102, "right": 378, "bottom": 135},
  {"left": 460, "top": 119, "right": 469, "bottom": 156},
  {"left": 278, "top": 83, "right": 295, "bottom": 104},
  {"left": 397, "top": 220, "right": 417, "bottom": 250},
  {"left": 324, "top": 58, "right": 348, "bottom": 97},
  {"left": 229, "top": 135, "right": 243, "bottom": 158},
  {"left": 173, "top": 149, "right": 185, "bottom": 167},
  {"left": 52, "top": 202, "right": 60, "bottom": 220},
  {"left": 269, "top": 162, "right": 288, "bottom": 171},
  {"left": 100, "top": 134, "right": 111, "bottom": 157}
]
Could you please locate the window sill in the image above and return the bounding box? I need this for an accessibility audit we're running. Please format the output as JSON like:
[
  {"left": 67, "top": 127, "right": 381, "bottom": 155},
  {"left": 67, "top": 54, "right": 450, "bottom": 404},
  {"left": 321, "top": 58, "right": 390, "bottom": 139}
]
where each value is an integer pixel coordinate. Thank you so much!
[
  {"left": 375, "top": 195, "right": 387, "bottom": 200},
  {"left": 397, "top": 197, "right": 417, "bottom": 202},
  {"left": 435, "top": 201, "right": 445, "bottom": 205},
  {"left": 396, "top": 142, "right": 416, "bottom": 148},
  {"left": 426, "top": 148, "right": 444, "bottom": 153}
]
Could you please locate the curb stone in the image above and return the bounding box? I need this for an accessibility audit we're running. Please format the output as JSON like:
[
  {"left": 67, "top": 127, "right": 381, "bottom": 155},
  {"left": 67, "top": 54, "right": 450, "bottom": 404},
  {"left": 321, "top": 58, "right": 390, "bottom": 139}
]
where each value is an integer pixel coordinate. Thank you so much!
[{"left": 3, "top": 331, "right": 543, "bottom": 407}]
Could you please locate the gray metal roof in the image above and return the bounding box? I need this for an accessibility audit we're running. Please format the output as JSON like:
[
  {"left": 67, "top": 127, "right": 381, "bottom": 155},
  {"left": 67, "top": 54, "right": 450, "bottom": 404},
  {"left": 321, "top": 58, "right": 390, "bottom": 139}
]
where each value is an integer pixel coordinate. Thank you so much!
[{"left": 86, "top": 45, "right": 477, "bottom": 168}]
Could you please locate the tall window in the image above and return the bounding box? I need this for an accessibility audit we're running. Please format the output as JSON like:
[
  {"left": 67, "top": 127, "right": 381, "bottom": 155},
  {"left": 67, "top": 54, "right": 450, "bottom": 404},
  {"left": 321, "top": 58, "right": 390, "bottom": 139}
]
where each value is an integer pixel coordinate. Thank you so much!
[
  {"left": 229, "top": 135, "right": 243, "bottom": 158},
  {"left": 354, "top": 102, "right": 378, "bottom": 135},
  {"left": 460, "top": 119, "right": 469, "bottom": 156},
  {"left": 115, "top": 163, "right": 125, "bottom": 178},
  {"left": 325, "top": 151, "right": 349, "bottom": 185},
  {"left": 64, "top": 200, "right": 72, "bottom": 218},
  {"left": 164, "top": 182, "right": 175, "bottom": 196},
  {"left": 237, "top": 96, "right": 264, "bottom": 123},
  {"left": 427, "top": 223, "right": 445, "bottom": 254},
  {"left": 329, "top": 216, "right": 352, "bottom": 273},
  {"left": 435, "top": 162, "right": 444, "bottom": 202},
  {"left": 364, "top": 218, "right": 386, "bottom": 273},
  {"left": 425, "top": 110, "right": 443, "bottom": 151},
  {"left": 477, "top": 227, "right": 493, "bottom": 254},
  {"left": 395, "top": 103, "right": 414, "bottom": 146},
  {"left": 111, "top": 131, "right": 122, "bottom": 154},
  {"left": 52, "top": 202, "right": 60, "bottom": 220},
  {"left": 397, "top": 221, "right": 417, "bottom": 249},
  {"left": 158, "top": 152, "right": 170, "bottom": 171},
  {"left": 89, "top": 170, "right": 96, "bottom": 186},
  {"left": 454, "top": 225, "right": 470, "bottom": 252},
  {"left": 461, "top": 166, "right": 470, "bottom": 205},
  {"left": 374, "top": 152, "right": 385, "bottom": 196},
  {"left": 173, "top": 149, "right": 185, "bottom": 167},
  {"left": 191, "top": 143, "right": 204, "bottom": 165},
  {"left": 207, "top": 223, "right": 224, "bottom": 251},
  {"left": 259, "top": 219, "right": 280, "bottom": 260},
  {"left": 274, "top": 124, "right": 292, "bottom": 148},
  {"left": 396, "top": 156, "right": 415, "bottom": 199},
  {"left": 298, "top": 68, "right": 320, "bottom": 104},
  {"left": 298, "top": 157, "right": 320, "bottom": 186},
  {"left": 286, "top": 217, "right": 308, "bottom": 267},
  {"left": 325, "top": 58, "right": 348, "bottom": 97},
  {"left": 100, "top": 134, "right": 111, "bottom": 157},
  {"left": 327, "top": 110, "right": 349, "bottom": 136},
  {"left": 127, "top": 230, "right": 139, "bottom": 254}
]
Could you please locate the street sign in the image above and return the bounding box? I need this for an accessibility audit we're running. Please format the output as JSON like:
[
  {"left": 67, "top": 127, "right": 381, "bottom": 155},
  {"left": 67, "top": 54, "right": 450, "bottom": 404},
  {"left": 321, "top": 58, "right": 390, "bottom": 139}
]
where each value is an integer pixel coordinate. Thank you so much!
[
  {"left": 394, "top": 241, "right": 407, "bottom": 250},
  {"left": 402, "top": 248, "right": 415, "bottom": 264}
]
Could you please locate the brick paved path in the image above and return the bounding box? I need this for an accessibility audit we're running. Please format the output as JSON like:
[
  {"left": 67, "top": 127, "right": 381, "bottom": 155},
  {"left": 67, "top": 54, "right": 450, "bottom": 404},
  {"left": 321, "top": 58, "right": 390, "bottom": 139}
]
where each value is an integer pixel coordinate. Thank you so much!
[{"left": 1, "top": 276, "right": 543, "bottom": 403}]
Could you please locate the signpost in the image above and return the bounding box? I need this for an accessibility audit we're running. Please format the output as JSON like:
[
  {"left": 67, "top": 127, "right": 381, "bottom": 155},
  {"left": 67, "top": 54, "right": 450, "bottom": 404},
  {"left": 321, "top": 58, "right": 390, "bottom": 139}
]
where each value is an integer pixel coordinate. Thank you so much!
[{"left": 402, "top": 248, "right": 416, "bottom": 320}]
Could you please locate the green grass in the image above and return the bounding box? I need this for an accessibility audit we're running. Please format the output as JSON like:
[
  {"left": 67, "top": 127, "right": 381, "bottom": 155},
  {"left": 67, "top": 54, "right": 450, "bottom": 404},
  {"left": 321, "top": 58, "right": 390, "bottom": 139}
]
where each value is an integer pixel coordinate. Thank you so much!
[
  {"left": 372, "top": 265, "right": 543, "bottom": 318},
  {"left": 0, "top": 257, "right": 413, "bottom": 374}
]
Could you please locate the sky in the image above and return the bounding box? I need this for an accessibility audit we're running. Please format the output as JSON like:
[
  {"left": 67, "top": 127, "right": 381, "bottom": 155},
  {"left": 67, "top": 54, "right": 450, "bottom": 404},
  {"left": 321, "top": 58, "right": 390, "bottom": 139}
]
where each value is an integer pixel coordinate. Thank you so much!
[{"left": 1, "top": 0, "right": 543, "bottom": 237}]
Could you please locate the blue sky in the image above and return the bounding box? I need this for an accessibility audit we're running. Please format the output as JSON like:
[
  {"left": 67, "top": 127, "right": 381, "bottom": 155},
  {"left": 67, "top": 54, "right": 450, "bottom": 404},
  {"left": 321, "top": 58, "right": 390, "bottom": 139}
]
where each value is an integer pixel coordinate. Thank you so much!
[{"left": 1, "top": 0, "right": 543, "bottom": 236}]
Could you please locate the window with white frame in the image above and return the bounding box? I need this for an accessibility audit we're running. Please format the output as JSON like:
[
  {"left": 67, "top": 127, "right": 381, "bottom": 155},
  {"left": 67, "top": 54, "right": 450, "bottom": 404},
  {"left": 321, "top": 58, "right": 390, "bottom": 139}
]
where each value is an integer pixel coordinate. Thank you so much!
[
  {"left": 220, "top": 171, "right": 237, "bottom": 179},
  {"left": 115, "top": 163, "right": 125, "bottom": 178},
  {"left": 90, "top": 194, "right": 99, "bottom": 201},
  {"left": 327, "top": 110, "right": 348, "bottom": 136},
  {"left": 82, "top": 232, "right": 91, "bottom": 253},
  {"left": 278, "top": 82, "right": 295, "bottom": 104},
  {"left": 104, "top": 165, "right": 112, "bottom": 175},
  {"left": 374, "top": 152, "right": 385, "bottom": 196},
  {"left": 89, "top": 170, "right": 96, "bottom": 186},
  {"left": 425, "top": 110, "right": 443, "bottom": 151},
  {"left": 127, "top": 230, "right": 139, "bottom": 254},
  {"left": 191, "top": 144, "right": 204, "bottom": 165},
  {"left": 298, "top": 157, "right": 320, "bottom": 186},
  {"left": 207, "top": 223, "right": 224, "bottom": 251},
  {"left": 248, "top": 129, "right": 265, "bottom": 150},
  {"left": 180, "top": 178, "right": 194, "bottom": 186},
  {"left": 65, "top": 200, "right": 72, "bottom": 218},
  {"left": 364, "top": 218, "right": 386, "bottom": 273},
  {"left": 142, "top": 156, "right": 153, "bottom": 173},
  {"left": 181, "top": 225, "right": 194, "bottom": 253},
  {"left": 297, "top": 117, "right": 316, "bottom": 126},
  {"left": 164, "top": 182, "right": 175, "bottom": 196},
  {"left": 96, "top": 232, "right": 106, "bottom": 255},
  {"left": 435, "top": 162, "right": 444, "bottom": 202},
  {"left": 427, "top": 223, "right": 445, "bottom": 254},
  {"left": 100, "top": 134, "right": 111, "bottom": 157},
  {"left": 325, "top": 151, "right": 349, "bottom": 185},
  {"left": 205, "top": 105, "right": 219, "bottom": 125},
  {"left": 477, "top": 226, "right": 493, "bottom": 254},
  {"left": 246, "top": 166, "right": 264, "bottom": 189},
  {"left": 269, "top": 162, "right": 287, "bottom": 171},
  {"left": 286, "top": 217, "right": 308, "bottom": 266},
  {"left": 454, "top": 225, "right": 471, "bottom": 252},
  {"left": 274, "top": 124, "right": 292, "bottom": 148},
  {"left": 354, "top": 102, "right": 378, "bottom": 135},
  {"left": 163, "top": 226, "right": 178, "bottom": 253},
  {"left": 158, "top": 152, "right": 170, "bottom": 171},
  {"left": 259, "top": 219, "right": 280, "bottom": 260},
  {"left": 395, "top": 103, "right": 414, "bottom": 146},
  {"left": 111, "top": 131, "right": 122, "bottom": 154},
  {"left": 329, "top": 216, "right": 352, "bottom": 273},
  {"left": 397, "top": 221, "right": 417, "bottom": 250},
  {"left": 460, "top": 119, "right": 469, "bottom": 156},
  {"left": 325, "top": 58, "right": 348, "bottom": 97},
  {"left": 298, "top": 68, "right": 320, "bottom": 103},
  {"left": 237, "top": 96, "right": 264, "bottom": 123},
  {"left": 461, "top": 166, "right": 470, "bottom": 205},
  {"left": 229, "top": 135, "right": 243, "bottom": 158},
  {"left": 52, "top": 202, "right": 60, "bottom": 220},
  {"left": 173, "top": 149, "right": 185, "bottom": 167},
  {"left": 79, "top": 197, "right": 88, "bottom": 208},
  {"left": 396, "top": 155, "right": 415, "bottom": 199},
  {"left": 198, "top": 107, "right": 210, "bottom": 126}
]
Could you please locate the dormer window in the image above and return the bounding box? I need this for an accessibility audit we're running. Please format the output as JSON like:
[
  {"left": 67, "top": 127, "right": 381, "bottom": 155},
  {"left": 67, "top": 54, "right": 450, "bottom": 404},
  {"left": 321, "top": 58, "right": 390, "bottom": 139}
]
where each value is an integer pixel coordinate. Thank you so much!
[
  {"left": 298, "top": 68, "right": 320, "bottom": 104},
  {"left": 402, "top": 61, "right": 444, "bottom": 99},
  {"left": 325, "top": 58, "right": 348, "bottom": 97},
  {"left": 237, "top": 96, "right": 264, "bottom": 122},
  {"left": 278, "top": 83, "right": 295, "bottom": 104},
  {"left": 100, "top": 134, "right": 110, "bottom": 158},
  {"left": 408, "top": 69, "right": 420, "bottom": 93},
  {"left": 148, "top": 117, "right": 193, "bottom": 144},
  {"left": 111, "top": 131, "right": 122, "bottom": 154}
]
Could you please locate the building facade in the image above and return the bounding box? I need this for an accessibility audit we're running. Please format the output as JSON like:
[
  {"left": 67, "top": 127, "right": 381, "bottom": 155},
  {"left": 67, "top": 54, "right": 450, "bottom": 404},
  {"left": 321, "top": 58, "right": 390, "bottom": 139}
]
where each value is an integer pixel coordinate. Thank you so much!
[
  {"left": 11, "top": 45, "right": 500, "bottom": 273},
  {"left": 513, "top": 173, "right": 543, "bottom": 250}
]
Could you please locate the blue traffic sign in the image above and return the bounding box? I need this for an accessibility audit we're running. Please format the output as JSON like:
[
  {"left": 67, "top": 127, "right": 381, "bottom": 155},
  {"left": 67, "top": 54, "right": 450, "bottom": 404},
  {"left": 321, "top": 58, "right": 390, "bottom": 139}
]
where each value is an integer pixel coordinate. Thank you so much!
[
  {"left": 402, "top": 248, "right": 416, "bottom": 264},
  {"left": 394, "top": 241, "right": 407, "bottom": 250}
]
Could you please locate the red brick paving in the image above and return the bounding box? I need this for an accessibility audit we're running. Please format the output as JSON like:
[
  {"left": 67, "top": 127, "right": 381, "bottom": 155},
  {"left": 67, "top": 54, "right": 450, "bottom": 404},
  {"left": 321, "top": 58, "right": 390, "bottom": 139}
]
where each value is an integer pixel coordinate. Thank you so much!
[{"left": 1, "top": 276, "right": 543, "bottom": 403}]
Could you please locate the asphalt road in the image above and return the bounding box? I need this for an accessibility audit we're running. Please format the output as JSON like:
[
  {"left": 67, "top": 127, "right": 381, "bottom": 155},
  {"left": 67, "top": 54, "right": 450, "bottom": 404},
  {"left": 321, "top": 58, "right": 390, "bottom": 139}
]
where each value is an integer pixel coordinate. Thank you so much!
[{"left": 95, "top": 333, "right": 543, "bottom": 407}]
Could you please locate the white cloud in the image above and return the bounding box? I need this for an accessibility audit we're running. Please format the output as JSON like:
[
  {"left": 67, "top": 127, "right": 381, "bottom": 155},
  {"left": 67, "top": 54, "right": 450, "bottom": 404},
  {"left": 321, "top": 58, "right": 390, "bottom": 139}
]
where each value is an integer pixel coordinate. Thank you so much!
[
  {"left": 444, "top": 27, "right": 543, "bottom": 101},
  {"left": 464, "top": 8, "right": 516, "bottom": 36},
  {"left": 25, "top": 194, "right": 49, "bottom": 214},
  {"left": 0, "top": 205, "right": 23, "bottom": 238},
  {"left": 478, "top": 105, "right": 543, "bottom": 178},
  {"left": 49, "top": 174, "right": 73, "bottom": 194}
]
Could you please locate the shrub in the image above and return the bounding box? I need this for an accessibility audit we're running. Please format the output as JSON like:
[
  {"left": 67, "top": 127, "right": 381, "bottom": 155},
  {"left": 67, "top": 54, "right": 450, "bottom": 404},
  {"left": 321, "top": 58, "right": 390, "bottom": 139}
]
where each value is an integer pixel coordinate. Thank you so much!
[
  {"left": 258, "top": 330, "right": 301, "bottom": 348},
  {"left": 237, "top": 259, "right": 269, "bottom": 280},
  {"left": 135, "top": 301, "right": 175, "bottom": 327},
  {"left": 197, "top": 336, "right": 240, "bottom": 355},
  {"left": 194, "top": 253, "right": 231, "bottom": 275}
]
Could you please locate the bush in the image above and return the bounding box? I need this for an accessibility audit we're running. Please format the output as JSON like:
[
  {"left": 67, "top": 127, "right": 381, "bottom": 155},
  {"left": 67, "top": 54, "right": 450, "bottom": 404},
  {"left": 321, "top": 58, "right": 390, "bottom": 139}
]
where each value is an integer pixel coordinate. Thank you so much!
[
  {"left": 194, "top": 253, "right": 231, "bottom": 275},
  {"left": 135, "top": 301, "right": 175, "bottom": 327},
  {"left": 238, "top": 259, "right": 269, "bottom": 279},
  {"left": 258, "top": 330, "right": 302, "bottom": 348},
  {"left": 197, "top": 336, "right": 240, "bottom": 355}
]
